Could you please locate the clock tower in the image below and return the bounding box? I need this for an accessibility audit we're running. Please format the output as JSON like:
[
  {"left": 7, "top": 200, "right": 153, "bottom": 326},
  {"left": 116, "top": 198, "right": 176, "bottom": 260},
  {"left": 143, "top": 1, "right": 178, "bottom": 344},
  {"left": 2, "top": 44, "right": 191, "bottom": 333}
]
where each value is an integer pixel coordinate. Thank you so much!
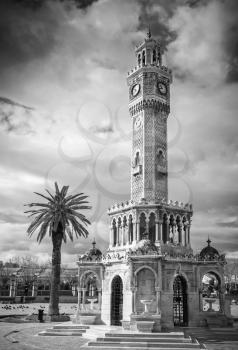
[
  {"left": 107, "top": 30, "right": 192, "bottom": 250},
  {"left": 77, "top": 30, "right": 230, "bottom": 332},
  {"left": 127, "top": 30, "right": 172, "bottom": 203}
]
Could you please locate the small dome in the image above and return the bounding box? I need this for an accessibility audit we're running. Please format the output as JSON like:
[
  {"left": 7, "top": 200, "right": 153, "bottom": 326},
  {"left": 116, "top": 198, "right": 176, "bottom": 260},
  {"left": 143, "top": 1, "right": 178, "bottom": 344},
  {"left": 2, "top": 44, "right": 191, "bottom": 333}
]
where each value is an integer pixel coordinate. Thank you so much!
[{"left": 199, "top": 238, "right": 220, "bottom": 260}]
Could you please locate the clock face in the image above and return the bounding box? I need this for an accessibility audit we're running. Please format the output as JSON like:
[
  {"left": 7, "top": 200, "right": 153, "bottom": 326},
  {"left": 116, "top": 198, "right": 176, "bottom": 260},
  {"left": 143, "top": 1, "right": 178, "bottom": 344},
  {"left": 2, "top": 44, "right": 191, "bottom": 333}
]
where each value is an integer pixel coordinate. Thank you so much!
[
  {"left": 134, "top": 115, "right": 142, "bottom": 130},
  {"left": 158, "top": 82, "right": 167, "bottom": 95},
  {"left": 131, "top": 84, "right": 140, "bottom": 97}
]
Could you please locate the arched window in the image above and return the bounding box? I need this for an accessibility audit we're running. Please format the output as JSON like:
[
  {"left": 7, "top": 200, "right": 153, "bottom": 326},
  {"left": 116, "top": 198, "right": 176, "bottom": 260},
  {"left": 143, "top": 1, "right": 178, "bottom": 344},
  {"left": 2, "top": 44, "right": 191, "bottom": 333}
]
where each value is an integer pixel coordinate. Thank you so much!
[
  {"left": 157, "top": 51, "right": 161, "bottom": 65},
  {"left": 111, "top": 276, "right": 123, "bottom": 325},
  {"left": 162, "top": 213, "right": 168, "bottom": 243},
  {"left": 149, "top": 212, "right": 155, "bottom": 242},
  {"left": 112, "top": 219, "right": 117, "bottom": 246},
  {"left": 173, "top": 275, "right": 188, "bottom": 326},
  {"left": 153, "top": 49, "right": 156, "bottom": 63},
  {"left": 201, "top": 272, "right": 221, "bottom": 312},
  {"left": 139, "top": 213, "right": 147, "bottom": 240},
  {"left": 182, "top": 216, "right": 187, "bottom": 246},
  {"left": 176, "top": 216, "right": 182, "bottom": 244},
  {"left": 138, "top": 54, "right": 141, "bottom": 66},
  {"left": 169, "top": 215, "right": 175, "bottom": 243},
  {"left": 128, "top": 215, "right": 133, "bottom": 243},
  {"left": 135, "top": 151, "right": 140, "bottom": 166},
  {"left": 142, "top": 50, "right": 145, "bottom": 65},
  {"left": 118, "top": 217, "right": 122, "bottom": 245},
  {"left": 136, "top": 268, "right": 156, "bottom": 314}
]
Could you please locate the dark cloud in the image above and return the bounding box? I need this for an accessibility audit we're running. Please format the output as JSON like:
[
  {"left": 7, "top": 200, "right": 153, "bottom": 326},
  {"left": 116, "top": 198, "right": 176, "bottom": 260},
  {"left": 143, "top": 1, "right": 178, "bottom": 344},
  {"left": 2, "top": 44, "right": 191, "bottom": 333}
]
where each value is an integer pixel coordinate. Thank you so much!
[
  {"left": 186, "top": 0, "right": 238, "bottom": 84},
  {"left": 0, "top": 97, "right": 33, "bottom": 110},
  {"left": 0, "top": 97, "right": 34, "bottom": 134},
  {"left": 0, "top": 1, "right": 60, "bottom": 72},
  {"left": 137, "top": 0, "right": 178, "bottom": 51},
  {"left": 185, "top": 0, "right": 210, "bottom": 7},
  {"left": 137, "top": 0, "right": 238, "bottom": 83},
  {"left": 13, "top": 0, "right": 98, "bottom": 11},
  {"left": 223, "top": 0, "right": 238, "bottom": 83},
  {"left": 0, "top": 0, "right": 98, "bottom": 71}
]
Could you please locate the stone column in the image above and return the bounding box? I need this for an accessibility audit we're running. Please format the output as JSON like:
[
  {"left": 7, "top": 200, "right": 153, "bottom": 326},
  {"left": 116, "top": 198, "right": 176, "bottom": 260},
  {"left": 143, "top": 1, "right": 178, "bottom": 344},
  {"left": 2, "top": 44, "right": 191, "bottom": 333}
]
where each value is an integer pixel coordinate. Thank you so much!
[
  {"left": 77, "top": 287, "right": 81, "bottom": 312},
  {"left": 136, "top": 221, "right": 140, "bottom": 241},
  {"left": 132, "top": 287, "right": 137, "bottom": 314},
  {"left": 132, "top": 222, "right": 136, "bottom": 243},
  {"left": 198, "top": 288, "right": 203, "bottom": 311},
  {"left": 155, "top": 220, "right": 159, "bottom": 242},
  {"left": 32, "top": 281, "right": 38, "bottom": 297},
  {"left": 159, "top": 221, "right": 163, "bottom": 244},
  {"left": 187, "top": 223, "right": 191, "bottom": 247},
  {"left": 109, "top": 225, "right": 113, "bottom": 248},
  {"left": 155, "top": 286, "right": 161, "bottom": 314},
  {"left": 219, "top": 287, "right": 226, "bottom": 313},
  {"left": 171, "top": 223, "right": 176, "bottom": 243},
  {"left": 122, "top": 224, "right": 125, "bottom": 246},
  {"left": 9, "top": 280, "right": 16, "bottom": 297},
  {"left": 127, "top": 225, "right": 130, "bottom": 244},
  {"left": 82, "top": 288, "right": 86, "bottom": 310},
  {"left": 146, "top": 219, "right": 149, "bottom": 236},
  {"left": 116, "top": 224, "right": 120, "bottom": 246},
  {"left": 166, "top": 221, "right": 170, "bottom": 243},
  {"left": 98, "top": 289, "right": 102, "bottom": 311}
]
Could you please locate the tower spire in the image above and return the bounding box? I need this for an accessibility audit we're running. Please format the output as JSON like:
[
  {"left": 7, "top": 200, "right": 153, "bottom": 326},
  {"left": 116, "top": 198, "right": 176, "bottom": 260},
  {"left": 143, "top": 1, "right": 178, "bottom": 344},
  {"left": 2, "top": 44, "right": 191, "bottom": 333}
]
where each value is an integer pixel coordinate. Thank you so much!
[
  {"left": 147, "top": 25, "right": 151, "bottom": 39},
  {"left": 207, "top": 236, "right": 211, "bottom": 246},
  {"left": 92, "top": 238, "right": 96, "bottom": 250}
]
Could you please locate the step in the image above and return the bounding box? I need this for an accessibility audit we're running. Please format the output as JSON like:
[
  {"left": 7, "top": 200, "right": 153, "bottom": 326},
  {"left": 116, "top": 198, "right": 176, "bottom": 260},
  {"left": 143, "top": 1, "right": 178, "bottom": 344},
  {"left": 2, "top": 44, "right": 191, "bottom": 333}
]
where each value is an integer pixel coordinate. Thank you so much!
[
  {"left": 87, "top": 341, "right": 200, "bottom": 348},
  {"left": 83, "top": 346, "right": 200, "bottom": 350},
  {"left": 52, "top": 325, "right": 89, "bottom": 329},
  {"left": 96, "top": 337, "right": 191, "bottom": 343},
  {"left": 47, "top": 328, "right": 87, "bottom": 333},
  {"left": 38, "top": 330, "right": 83, "bottom": 336},
  {"left": 105, "top": 332, "right": 185, "bottom": 338}
]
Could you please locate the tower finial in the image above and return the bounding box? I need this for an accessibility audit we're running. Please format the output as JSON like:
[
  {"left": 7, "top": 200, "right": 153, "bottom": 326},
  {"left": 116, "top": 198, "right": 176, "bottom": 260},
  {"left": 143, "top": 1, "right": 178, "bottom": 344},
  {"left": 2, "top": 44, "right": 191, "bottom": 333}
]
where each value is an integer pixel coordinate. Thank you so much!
[
  {"left": 147, "top": 25, "right": 151, "bottom": 39},
  {"left": 207, "top": 236, "right": 211, "bottom": 246},
  {"left": 92, "top": 238, "right": 96, "bottom": 249}
]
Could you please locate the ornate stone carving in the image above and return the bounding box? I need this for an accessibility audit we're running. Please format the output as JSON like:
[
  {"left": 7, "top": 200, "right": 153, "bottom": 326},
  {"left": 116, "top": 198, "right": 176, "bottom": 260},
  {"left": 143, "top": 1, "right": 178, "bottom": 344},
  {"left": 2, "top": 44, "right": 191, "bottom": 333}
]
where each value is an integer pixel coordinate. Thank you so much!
[{"left": 129, "top": 99, "right": 170, "bottom": 117}]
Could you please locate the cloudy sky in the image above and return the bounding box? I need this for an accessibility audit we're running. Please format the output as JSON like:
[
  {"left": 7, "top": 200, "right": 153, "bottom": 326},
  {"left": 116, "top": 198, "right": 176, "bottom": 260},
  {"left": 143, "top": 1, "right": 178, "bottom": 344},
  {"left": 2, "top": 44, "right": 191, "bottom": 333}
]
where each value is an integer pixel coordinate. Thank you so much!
[{"left": 0, "top": 0, "right": 237, "bottom": 266}]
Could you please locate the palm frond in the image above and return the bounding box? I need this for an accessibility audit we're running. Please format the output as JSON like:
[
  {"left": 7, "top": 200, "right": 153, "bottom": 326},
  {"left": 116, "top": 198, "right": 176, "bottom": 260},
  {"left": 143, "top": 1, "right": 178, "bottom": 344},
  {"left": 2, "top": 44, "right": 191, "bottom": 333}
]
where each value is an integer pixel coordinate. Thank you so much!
[
  {"left": 65, "top": 194, "right": 87, "bottom": 204},
  {"left": 69, "top": 216, "right": 89, "bottom": 238},
  {"left": 34, "top": 192, "right": 54, "bottom": 203},
  {"left": 69, "top": 210, "right": 91, "bottom": 225},
  {"left": 45, "top": 189, "right": 55, "bottom": 200},
  {"left": 54, "top": 182, "right": 60, "bottom": 196},
  {"left": 68, "top": 205, "right": 91, "bottom": 211},
  {"left": 27, "top": 212, "right": 52, "bottom": 236},
  {"left": 25, "top": 202, "right": 52, "bottom": 209},
  {"left": 24, "top": 209, "right": 49, "bottom": 217},
  {"left": 37, "top": 220, "right": 51, "bottom": 243},
  {"left": 25, "top": 183, "right": 91, "bottom": 244},
  {"left": 60, "top": 185, "right": 69, "bottom": 198}
]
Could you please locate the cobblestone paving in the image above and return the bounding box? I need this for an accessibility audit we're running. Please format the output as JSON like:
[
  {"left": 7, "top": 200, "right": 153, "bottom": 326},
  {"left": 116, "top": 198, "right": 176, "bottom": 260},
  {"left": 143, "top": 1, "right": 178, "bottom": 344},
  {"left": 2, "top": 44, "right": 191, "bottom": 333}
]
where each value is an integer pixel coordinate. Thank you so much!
[
  {"left": 0, "top": 303, "right": 78, "bottom": 317},
  {"left": 0, "top": 303, "right": 238, "bottom": 350},
  {"left": 0, "top": 322, "right": 88, "bottom": 350}
]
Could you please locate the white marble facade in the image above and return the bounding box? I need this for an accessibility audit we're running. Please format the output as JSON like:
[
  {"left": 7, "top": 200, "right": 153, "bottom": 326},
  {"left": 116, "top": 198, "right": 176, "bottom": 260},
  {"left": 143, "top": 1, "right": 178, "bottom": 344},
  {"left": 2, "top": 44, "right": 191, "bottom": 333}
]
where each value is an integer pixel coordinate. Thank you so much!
[{"left": 77, "top": 32, "right": 232, "bottom": 330}]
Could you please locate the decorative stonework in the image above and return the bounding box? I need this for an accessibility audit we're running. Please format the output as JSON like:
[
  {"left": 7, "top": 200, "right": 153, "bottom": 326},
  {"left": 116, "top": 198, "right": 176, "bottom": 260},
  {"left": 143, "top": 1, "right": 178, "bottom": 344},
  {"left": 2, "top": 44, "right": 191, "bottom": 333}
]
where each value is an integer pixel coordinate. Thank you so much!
[
  {"left": 129, "top": 99, "right": 170, "bottom": 117},
  {"left": 76, "top": 32, "right": 231, "bottom": 331}
]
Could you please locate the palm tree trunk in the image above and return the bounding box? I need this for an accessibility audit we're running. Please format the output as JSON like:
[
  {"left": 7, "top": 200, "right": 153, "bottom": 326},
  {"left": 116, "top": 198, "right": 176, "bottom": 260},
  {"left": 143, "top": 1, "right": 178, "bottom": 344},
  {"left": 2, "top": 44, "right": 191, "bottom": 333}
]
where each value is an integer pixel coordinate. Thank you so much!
[{"left": 48, "top": 229, "right": 62, "bottom": 316}]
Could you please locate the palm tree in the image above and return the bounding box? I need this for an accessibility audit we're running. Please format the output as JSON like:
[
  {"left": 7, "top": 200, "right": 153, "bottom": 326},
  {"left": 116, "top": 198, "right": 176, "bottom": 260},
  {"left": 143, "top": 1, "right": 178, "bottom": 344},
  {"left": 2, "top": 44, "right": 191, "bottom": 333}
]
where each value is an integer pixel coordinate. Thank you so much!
[{"left": 24, "top": 182, "right": 91, "bottom": 317}]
